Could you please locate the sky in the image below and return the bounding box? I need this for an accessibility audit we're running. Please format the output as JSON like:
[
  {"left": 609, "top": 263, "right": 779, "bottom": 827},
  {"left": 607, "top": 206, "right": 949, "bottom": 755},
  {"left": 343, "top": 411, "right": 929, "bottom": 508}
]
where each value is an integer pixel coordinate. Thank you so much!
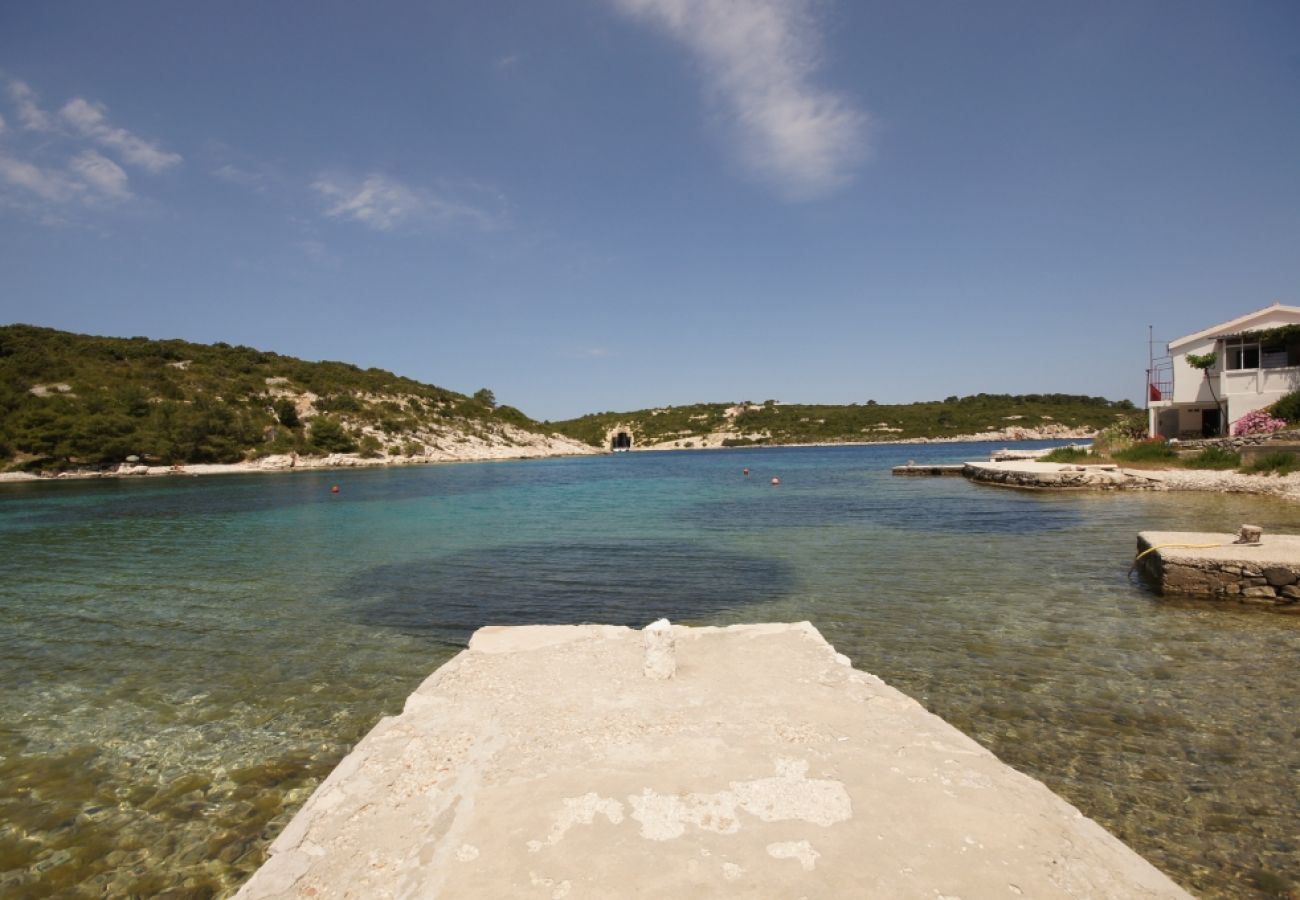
[{"left": 1, "top": 1, "right": 1298, "bottom": 421}]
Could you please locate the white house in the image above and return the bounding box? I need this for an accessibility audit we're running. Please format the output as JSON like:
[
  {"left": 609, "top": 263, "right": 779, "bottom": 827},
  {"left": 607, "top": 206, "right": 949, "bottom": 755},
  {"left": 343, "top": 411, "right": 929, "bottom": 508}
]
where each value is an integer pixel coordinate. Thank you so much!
[{"left": 1148, "top": 303, "right": 1300, "bottom": 439}]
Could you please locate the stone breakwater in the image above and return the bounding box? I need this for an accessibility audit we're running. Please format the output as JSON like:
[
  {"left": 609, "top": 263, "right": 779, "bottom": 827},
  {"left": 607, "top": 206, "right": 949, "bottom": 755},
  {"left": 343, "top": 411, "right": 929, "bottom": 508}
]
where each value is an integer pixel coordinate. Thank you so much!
[
  {"left": 962, "top": 461, "right": 1164, "bottom": 490},
  {"left": 1136, "top": 531, "right": 1300, "bottom": 612}
]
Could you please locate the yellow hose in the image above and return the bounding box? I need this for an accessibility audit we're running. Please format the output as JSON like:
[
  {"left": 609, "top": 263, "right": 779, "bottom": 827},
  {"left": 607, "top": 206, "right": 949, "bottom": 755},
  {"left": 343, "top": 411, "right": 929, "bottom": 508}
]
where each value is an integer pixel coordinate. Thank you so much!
[{"left": 1132, "top": 542, "right": 1226, "bottom": 564}]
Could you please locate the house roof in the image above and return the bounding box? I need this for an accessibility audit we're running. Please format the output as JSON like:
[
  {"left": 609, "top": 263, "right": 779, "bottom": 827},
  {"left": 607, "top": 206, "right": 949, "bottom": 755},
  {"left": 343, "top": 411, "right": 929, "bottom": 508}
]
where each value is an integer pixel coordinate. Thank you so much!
[{"left": 1169, "top": 302, "right": 1300, "bottom": 350}]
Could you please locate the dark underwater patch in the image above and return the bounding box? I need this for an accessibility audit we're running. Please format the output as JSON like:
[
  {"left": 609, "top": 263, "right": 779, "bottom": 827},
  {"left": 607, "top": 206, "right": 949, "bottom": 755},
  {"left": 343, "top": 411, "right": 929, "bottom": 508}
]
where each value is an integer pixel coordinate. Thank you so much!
[{"left": 345, "top": 540, "right": 794, "bottom": 643}]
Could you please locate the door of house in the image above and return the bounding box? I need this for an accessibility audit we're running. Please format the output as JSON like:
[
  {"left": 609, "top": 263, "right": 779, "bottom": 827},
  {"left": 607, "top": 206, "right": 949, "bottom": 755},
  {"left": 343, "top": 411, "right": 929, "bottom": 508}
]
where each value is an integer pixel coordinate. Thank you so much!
[{"left": 1201, "top": 408, "right": 1221, "bottom": 437}]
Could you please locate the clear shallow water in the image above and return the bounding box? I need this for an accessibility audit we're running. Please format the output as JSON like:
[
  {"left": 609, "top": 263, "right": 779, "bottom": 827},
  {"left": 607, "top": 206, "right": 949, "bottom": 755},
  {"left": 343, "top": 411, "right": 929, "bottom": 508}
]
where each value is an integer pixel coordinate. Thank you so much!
[{"left": 1, "top": 443, "right": 1297, "bottom": 898}]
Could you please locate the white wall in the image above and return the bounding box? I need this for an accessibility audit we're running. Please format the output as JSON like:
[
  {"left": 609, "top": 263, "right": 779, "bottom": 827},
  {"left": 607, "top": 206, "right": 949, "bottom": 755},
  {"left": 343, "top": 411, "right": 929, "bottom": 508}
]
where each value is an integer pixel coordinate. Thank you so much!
[{"left": 1169, "top": 337, "right": 1218, "bottom": 404}]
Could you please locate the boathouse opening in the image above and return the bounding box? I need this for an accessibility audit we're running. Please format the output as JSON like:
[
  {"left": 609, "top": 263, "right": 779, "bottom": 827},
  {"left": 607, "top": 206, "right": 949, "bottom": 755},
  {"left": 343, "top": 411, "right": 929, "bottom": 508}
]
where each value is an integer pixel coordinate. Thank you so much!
[{"left": 611, "top": 432, "right": 632, "bottom": 451}]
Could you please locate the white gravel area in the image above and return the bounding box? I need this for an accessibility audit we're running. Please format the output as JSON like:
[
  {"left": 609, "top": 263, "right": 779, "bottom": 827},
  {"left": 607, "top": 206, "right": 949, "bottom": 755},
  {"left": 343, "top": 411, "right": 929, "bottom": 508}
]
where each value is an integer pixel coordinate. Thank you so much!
[{"left": 1139, "top": 467, "right": 1300, "bottom": 500}]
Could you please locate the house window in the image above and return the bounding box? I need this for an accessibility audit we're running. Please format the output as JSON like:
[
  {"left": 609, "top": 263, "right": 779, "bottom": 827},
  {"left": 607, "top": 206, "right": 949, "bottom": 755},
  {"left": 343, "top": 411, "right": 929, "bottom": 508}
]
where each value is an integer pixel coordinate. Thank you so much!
[{"left": 1223, "top": 339, "right": 1260, "bottom": 370}]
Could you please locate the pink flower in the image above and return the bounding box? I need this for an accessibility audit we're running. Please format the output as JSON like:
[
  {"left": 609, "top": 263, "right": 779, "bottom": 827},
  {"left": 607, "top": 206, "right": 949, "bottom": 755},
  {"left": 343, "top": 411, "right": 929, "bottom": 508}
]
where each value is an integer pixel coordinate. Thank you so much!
[{"left": 1232, "top": 409, "right": 1289, "bottom": 436}]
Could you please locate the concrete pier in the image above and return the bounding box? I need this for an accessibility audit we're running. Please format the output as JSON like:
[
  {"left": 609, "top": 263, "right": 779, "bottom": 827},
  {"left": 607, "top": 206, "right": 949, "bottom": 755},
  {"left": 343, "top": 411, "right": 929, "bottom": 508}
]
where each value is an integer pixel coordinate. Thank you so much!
[
  {"left": 237, "top": 622, "right": 1189, "bottom": 899},
  {"left": 1136, "top": 531, "right": 1300, "bottom": 610}
]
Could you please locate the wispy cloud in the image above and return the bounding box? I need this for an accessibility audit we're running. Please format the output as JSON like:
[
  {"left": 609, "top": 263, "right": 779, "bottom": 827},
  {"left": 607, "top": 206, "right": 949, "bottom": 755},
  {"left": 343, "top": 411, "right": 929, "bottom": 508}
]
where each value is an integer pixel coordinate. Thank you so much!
[
  {"left": 9, "top": 80, "right": 53, "bottom": 131},
  {"left": 0, "top": 111, "right": 7, "bottom": 134},
  {"left": 0, "top": 77, "right": 181, "bottom": 219},
  {"left": 583, "top": 347, "right": 612, "bottom": 358},
  {"left": 312, "top": 172, "right": 505, "bottom": 233},
  {"left": 69, "top": 150, "right": 131, "bottom": 199},
  {"left": 607, "top": 0, "right": 867, "bottom": 199},
  {"left": 0, "top": 154, "right": 77, "bottom": 202},
  {"left": 59, "top": 97, "right": 181, "bottom": 173},
  {"left": 212, "top": 162, "right": 271, "bottom": 191}
]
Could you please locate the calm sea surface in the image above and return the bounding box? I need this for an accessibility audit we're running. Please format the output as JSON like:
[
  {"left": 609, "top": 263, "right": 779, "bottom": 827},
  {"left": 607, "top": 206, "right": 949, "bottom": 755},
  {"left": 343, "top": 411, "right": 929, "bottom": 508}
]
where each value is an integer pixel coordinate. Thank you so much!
[{"left": 1, "top": 443, "right": 1297, "bottom": 898}]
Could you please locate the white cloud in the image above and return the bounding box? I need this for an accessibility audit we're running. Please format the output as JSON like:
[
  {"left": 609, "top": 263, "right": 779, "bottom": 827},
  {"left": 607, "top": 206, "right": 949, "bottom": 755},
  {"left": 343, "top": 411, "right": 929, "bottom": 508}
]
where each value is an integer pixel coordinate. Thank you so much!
[
  {"left": 0, "top": 154, "right": 77, "bottom": 201},
  {"left": 0, "top": 111, "right": 6, "bottom": 134},
  {"left": 607, "top": 0, "right": 866, "bottom": 199},
  {"left": 8, "top": 80, "right": 53, "bottom": 131},
  {"left": 212, "top": 162, "right": 270, "bottom": 190},
  {"left": 312, "top": 173, "right": 503, "bottom": 232},
  {"left": 59, "top": 97, "right": 181, "bottom": 172},
  {"left": 69, "top": 149, "right": 131, "bottom": 199}
]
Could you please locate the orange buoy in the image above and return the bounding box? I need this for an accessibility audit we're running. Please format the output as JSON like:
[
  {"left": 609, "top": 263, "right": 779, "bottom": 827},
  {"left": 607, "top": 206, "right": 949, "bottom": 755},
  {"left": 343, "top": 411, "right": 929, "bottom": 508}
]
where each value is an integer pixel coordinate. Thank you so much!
[
  {"left": 331, "top": 485, "right": 340, "bottom": 494},
  {"left": 771, "top": 477, "right": 780, "bottom": 486},
  {"left": 743, "top": 468, "right": 750, "bottom": 476}
]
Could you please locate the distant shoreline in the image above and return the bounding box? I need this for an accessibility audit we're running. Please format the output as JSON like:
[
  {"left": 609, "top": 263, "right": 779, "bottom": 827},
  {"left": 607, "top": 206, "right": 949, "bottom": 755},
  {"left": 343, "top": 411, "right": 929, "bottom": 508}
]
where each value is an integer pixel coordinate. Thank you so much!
[{"left": 0, "top": 433, "right": 1090, "bottom": 485}]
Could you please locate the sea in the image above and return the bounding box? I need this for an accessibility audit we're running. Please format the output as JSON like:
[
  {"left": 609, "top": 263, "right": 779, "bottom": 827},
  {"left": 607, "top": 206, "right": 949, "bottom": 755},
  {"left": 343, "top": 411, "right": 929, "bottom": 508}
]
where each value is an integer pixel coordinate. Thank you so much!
[{"left": 1, "top": 442, "right": 1297, "bottom": 898}]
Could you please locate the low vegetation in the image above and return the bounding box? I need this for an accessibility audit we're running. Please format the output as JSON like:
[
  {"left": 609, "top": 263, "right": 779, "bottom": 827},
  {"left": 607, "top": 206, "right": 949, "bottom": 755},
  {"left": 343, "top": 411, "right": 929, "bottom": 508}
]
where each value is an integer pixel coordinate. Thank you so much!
[
  {"left": 1242, "top": 451, "right": 1300, "bottom": 476},
  {"left": 1181, "top": 447, "right": 1242, "bottom": 470},
  {"left": 0, "top": 325, "right": 544, "bottom": 472},
  {"left": 1040, "top": 446, "right": 1093, "bottom": 463},
  {"left": 1112, "top": 440, "right": 1179, "bottom": 463}
]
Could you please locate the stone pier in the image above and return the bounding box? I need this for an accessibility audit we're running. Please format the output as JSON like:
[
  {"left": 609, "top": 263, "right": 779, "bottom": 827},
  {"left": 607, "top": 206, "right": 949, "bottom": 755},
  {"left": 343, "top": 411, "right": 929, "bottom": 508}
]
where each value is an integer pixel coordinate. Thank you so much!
[
  {"left": 962, "top": 460, "right": 1161, "bottom": 490},
  {"left": 1136, "top": 531, "right": 1300, "bottom": 610},
  {"left": 236, "top": 622, "right": 1189, "bottom": 899}
]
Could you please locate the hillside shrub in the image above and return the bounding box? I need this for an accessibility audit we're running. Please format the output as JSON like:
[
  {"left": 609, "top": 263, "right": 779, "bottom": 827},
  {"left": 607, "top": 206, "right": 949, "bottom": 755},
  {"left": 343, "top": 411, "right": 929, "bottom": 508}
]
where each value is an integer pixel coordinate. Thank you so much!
[
  {"left": 1232, "top": 409, "right": 1288, "bottom": 436},
  {"left": 274, "top": 399, "right": 300, "bottom": 428},
  {"left": 1270, "top": 390, "right": 1300, "bottom": 424},
  {"left": 307, "top": 417, "right": 356, "bottom": 454}
]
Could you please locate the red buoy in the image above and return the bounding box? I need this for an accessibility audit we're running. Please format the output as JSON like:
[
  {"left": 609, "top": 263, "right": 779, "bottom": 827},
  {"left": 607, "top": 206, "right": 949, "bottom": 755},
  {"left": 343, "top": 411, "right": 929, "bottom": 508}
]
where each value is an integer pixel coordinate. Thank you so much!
[
  {"left": 331, "top": 485, "right": 340, "bottom": 494},
  {"left": 743, "top": 468, "right": 750, "bottom": 476}
]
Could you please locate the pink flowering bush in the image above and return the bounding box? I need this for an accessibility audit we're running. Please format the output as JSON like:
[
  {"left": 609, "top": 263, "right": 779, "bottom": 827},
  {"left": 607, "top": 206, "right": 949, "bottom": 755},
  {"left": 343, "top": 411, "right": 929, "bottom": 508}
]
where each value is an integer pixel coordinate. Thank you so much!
[{"left": 1232, "top": 409, "right": 1289, "bottom": 436}]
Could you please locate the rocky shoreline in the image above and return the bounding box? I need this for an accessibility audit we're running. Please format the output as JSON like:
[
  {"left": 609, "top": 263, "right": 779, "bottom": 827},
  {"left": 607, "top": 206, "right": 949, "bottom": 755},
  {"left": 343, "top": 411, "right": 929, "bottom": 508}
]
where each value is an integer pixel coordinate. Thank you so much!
[{"left": 0, "top": 429, "right": 599, "bottom": 484}]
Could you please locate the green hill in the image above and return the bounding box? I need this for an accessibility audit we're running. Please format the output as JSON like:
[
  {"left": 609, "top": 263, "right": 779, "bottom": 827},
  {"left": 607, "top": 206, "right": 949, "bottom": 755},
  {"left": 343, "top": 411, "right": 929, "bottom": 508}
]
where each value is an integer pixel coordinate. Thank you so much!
[
  {"left": 0, "top": 324, "right": 1139, "bottom": 472},
  {"left": 550, "top": 395, "right": 1137, "bottom": 450},
  {"left": 0, "top": 325, "right": 544, "bottom": 472}
]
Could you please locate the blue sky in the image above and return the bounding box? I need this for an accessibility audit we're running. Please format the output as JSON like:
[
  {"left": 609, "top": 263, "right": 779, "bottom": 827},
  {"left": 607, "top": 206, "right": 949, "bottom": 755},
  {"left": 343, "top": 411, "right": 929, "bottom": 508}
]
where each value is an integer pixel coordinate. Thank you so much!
[{"left": 2, "top": 1, "right": 1298, "bottom": 420}]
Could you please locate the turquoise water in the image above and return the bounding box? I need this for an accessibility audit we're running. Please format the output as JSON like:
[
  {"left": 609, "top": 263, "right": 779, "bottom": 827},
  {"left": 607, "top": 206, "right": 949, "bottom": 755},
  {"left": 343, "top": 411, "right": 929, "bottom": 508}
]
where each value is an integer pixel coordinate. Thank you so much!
[{"left": 1, "top": 443, "right": 1297, "bottom": 898}]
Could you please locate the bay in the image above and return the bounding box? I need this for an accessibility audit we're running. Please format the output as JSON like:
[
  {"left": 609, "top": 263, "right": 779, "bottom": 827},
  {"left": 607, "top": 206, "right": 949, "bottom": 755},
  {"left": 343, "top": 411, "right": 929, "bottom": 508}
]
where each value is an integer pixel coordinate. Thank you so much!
[{"left": 1, "top": 442, "right": 1297, "bottom": 898}]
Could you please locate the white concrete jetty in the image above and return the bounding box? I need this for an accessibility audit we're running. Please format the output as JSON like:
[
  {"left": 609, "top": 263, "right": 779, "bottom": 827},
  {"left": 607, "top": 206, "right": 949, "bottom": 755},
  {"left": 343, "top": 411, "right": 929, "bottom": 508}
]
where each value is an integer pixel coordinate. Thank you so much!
[
  {"left": 237, "top": 622, "right": 1189, "bottom": 899},
  {"left": 1136, "top": 530, "right": 1300, "bottom": 610}
]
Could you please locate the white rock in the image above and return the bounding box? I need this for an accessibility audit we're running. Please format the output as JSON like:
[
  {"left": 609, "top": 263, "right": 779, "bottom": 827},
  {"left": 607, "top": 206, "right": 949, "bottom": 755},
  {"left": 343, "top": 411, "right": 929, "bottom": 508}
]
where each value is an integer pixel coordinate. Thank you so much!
[{"left": 643, "top": 618, "right": 675, "bottom": 679}]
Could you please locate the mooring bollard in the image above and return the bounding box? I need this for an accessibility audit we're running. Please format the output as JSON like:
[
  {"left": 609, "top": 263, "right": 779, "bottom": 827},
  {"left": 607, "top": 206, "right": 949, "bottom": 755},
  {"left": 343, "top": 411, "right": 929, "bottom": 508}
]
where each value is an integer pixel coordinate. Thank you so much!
[
  {"left": 643, "top": 618, "right": 675, "bottom": 679},
  {"left": 1235, "top": 524, "right": 1264, "bottom": 545}
]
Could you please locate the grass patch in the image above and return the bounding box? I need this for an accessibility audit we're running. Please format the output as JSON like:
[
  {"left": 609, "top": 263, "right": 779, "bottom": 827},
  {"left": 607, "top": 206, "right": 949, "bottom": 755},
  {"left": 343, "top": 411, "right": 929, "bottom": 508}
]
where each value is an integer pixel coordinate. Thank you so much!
[
  {"left": 1112, "top": 441, "right": 1178, "bottom": 463},
  {"left": 1180, "top": 447, "right": 1241, "bottom": 470},
  {"left": 1242, "top": 451, "right": 1300, "bottom": 476},
  {"left": 1040, "top": 446, "right": 1093, "bottom": 463}
]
